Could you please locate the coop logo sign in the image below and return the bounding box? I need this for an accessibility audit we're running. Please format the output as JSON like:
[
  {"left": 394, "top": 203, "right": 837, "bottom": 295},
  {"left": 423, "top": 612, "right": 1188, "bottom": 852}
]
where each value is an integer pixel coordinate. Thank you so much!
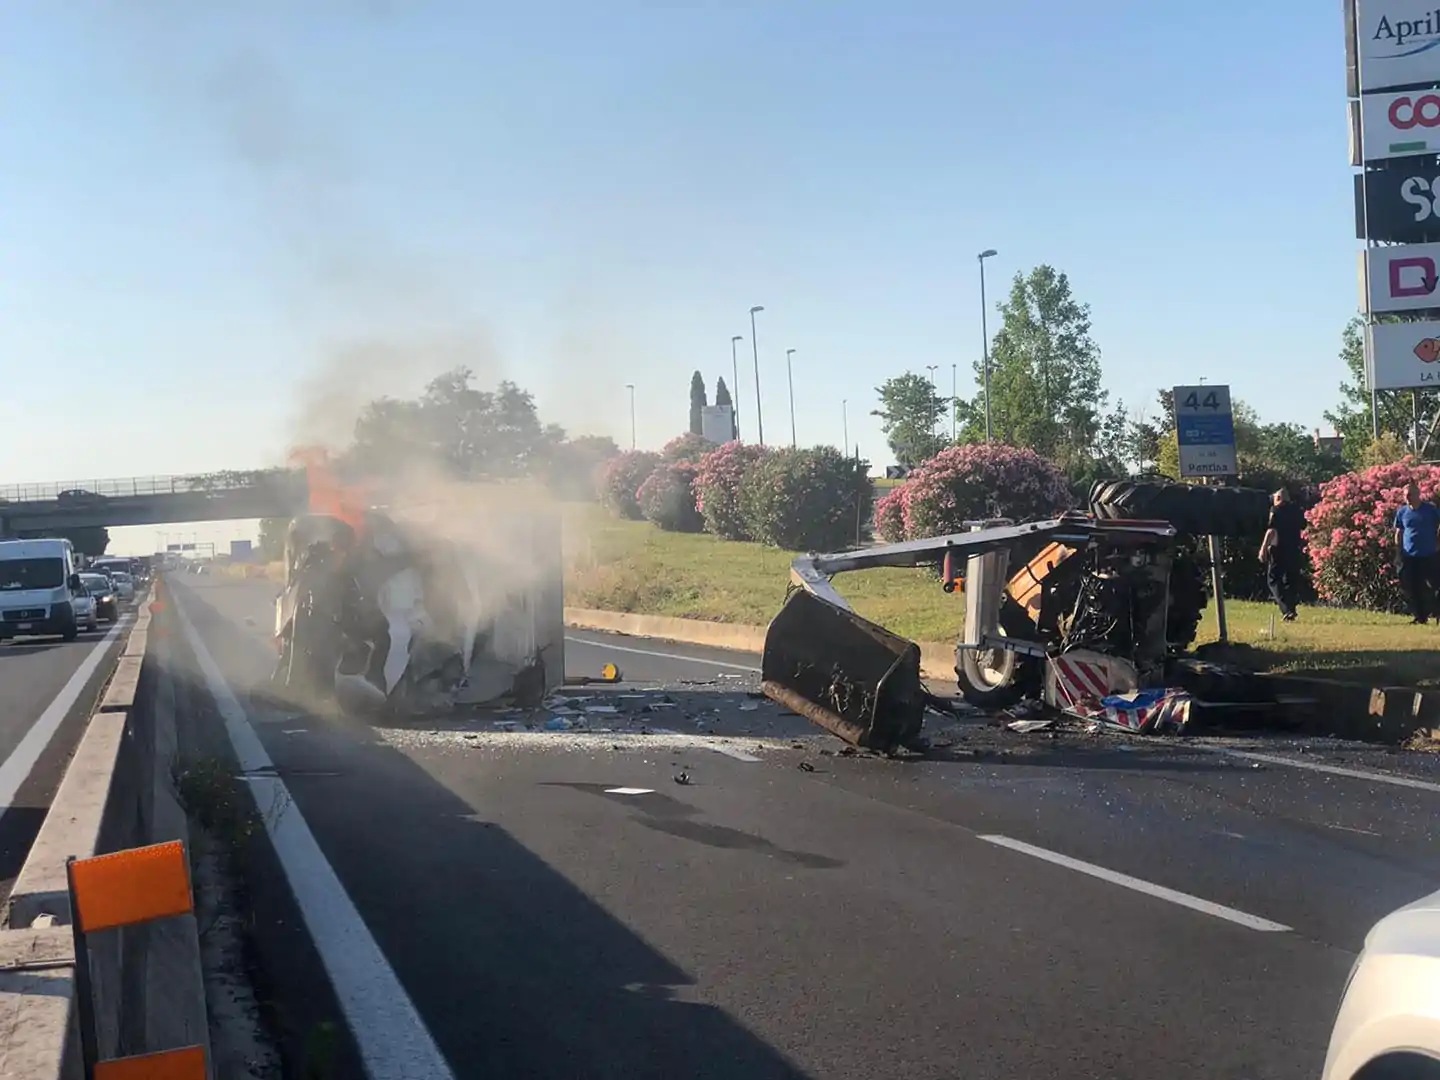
[
  {"left": 1390, "top": 93, "right": 1440, "bottom": 126},
  {"left": 1354, "top": 1, "right": 1440, "bottom": 91}
]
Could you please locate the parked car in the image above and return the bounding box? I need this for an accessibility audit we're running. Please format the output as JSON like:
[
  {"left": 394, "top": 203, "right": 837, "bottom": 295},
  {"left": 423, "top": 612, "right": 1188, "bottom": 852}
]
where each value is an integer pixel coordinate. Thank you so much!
[
  {"left": 108, "top": 571, "right": 136, "bottom": 602},
  {"left": 72, "top": 586, "right": 98, "bottom": 632},
  {"left": 80, "top": 573, "right": 118, "bottom": 624}
]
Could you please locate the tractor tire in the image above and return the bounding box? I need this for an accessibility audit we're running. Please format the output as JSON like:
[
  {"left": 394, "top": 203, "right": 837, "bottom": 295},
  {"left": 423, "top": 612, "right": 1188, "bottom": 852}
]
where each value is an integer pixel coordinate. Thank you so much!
[
  {"left": 1166, "top": 549, "right": 1209, "bottom": 651},
  {"left": 1089, "top": 479, "right": 1270, "bottom": 538}
]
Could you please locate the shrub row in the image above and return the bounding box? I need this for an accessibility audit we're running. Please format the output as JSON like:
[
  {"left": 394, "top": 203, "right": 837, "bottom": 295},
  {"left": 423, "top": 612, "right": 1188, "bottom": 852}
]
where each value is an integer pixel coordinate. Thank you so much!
[{"left": 600, "top": 436, "right": 872, "bottom": 552}]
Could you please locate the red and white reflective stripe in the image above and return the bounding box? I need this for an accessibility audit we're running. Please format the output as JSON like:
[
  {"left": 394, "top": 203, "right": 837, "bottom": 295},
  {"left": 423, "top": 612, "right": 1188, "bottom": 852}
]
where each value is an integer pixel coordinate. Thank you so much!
[{"left": 1052, "top": 656, "right": 1110, "bottom": 707}]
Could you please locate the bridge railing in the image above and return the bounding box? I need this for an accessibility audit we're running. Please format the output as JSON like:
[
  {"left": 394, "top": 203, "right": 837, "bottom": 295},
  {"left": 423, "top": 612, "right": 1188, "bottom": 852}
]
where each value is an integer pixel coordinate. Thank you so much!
[{"left": 0, "top": 470, "right": 304, "bottom": 503}]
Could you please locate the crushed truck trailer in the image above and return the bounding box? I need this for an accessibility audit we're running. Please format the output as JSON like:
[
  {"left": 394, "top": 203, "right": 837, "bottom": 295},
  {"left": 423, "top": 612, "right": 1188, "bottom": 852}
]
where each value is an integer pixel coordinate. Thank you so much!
[{"left": 272, "top": 501, "right": 564, "bottom": 717}]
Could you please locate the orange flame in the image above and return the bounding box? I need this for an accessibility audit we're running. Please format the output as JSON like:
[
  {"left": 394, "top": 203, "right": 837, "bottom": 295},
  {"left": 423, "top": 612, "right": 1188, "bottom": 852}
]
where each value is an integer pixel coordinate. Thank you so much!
[{"left": 288, "top": 446, "right": 372, "bottom": 536}]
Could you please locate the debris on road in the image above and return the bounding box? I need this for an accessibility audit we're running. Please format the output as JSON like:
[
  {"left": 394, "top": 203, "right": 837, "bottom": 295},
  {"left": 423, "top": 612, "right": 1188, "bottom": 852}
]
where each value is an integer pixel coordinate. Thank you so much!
[
  {"left": 674, "top": 769, "right": 693, "bottom": 785},
  {"left": 1006, "top": 719, "right": 1054, "bottom": 734}
]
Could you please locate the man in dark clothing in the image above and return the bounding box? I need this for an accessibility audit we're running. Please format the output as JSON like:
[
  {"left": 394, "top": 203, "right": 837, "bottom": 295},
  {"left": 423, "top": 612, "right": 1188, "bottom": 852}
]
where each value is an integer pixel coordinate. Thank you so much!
[
  {"left": 1258, "top": 487, "right": 1304, "bottom": 622},
  {"left": 1394, "top": 483, "right": 1440, "bottom": 623}
]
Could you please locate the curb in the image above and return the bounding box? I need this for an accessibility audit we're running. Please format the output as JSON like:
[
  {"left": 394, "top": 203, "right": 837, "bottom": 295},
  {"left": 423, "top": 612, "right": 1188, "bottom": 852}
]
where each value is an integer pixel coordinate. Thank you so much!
[{"left": 563, "top": 606, "right": 958, "bottom": 682}]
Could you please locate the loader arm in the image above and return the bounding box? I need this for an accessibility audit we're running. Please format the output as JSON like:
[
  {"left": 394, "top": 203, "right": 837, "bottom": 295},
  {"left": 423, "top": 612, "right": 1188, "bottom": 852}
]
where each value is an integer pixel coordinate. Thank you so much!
[{"left": 789, "top": 515, "right": 1176, "bottom": 607}]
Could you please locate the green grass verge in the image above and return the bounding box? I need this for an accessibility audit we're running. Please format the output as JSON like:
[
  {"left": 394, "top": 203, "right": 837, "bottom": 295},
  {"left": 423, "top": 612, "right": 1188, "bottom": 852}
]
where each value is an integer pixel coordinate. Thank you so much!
[{"left": 564, "top": 506, "right": 1440, "bottom": 687}]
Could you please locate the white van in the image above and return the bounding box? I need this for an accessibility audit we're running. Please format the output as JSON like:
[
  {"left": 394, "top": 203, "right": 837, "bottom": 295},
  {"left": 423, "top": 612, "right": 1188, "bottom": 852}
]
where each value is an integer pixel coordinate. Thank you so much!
[{"left": 0, "top": 538, "right": 82, "bottom": 641}]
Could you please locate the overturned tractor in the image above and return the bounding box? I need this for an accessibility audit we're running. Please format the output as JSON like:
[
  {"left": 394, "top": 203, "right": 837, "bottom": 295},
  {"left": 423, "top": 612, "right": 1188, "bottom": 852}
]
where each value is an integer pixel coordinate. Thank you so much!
[
  {"left": 760, "top": 479, "right": 1273, "bottom": 752},
  {"left": 272, "top": 509, "right": 564, "bottom": 717}
]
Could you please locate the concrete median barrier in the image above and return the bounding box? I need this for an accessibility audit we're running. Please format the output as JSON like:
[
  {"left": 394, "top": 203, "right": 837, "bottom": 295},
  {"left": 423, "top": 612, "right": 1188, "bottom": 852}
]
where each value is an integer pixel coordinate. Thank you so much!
[{"left": 0, "top": 591, "right": 213, "bottom": 1079}]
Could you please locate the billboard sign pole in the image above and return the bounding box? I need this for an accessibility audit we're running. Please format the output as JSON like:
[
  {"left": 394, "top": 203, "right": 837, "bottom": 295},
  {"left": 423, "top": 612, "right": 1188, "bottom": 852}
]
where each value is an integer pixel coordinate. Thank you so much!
[{"left": 1173, "top": 384, "right": 1236, "bottom": 642}]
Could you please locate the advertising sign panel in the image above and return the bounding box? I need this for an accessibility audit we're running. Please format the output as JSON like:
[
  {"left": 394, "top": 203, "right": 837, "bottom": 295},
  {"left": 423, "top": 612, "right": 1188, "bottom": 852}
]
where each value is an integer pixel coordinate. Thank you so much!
[
  {"left": 1348, "top": 0, "right": 1440, "bottom": 93},
  {"left": 699, "top": 405, "right": 735, "bottom": 444},
  {"left": 1172, "top": 385, "right": 1237, "bottom": 478},
  {"left": 1366, "top": 317, "right": 1440, "bottom": 388},
  {"left": 1354, "top": 167, "right": 1440, "bottom": 242},
  {"left": 1362, "top": 241, "right": 1440, "bottom": 311},
  {"left": 1360, "top": 88, "right": 1440, "bottom": 160}
]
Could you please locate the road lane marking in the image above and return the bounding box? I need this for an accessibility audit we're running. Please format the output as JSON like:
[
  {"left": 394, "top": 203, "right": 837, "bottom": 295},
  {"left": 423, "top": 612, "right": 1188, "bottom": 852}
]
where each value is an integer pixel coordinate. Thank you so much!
[
  {"left": 171, "top": 592, "right": 456, "bottom": 1080},
  {"left": 1212, "top": 748, "right": 1440, "bottom": 795},
  {"left": 707, "top": 744, "right": 761, "bottom": 762},
  {"left": 563, "top": 635, "right": 760, "bottom": 673},
  {"left": 604, "top": 787, "right": 654, "bottom": 795},
  {"left": 978, "top": 834, "right": 1292, "bottom": 934},
  {"left": 0, "top": 617, "right": 130, "bottom": 815}
]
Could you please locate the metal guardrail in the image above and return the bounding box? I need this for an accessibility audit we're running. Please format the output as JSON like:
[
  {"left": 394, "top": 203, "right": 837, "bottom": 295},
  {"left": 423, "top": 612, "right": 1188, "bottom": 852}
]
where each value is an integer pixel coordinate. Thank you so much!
[{"left": 0, "top": 471, "right": 301, "bottom": 503}]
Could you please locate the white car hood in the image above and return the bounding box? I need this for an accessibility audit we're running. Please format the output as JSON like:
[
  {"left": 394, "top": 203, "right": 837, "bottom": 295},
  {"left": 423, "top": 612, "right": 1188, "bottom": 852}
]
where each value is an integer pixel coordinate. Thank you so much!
[{"left": 1365, "top": 887, "right": 1440, "bottom": 958}]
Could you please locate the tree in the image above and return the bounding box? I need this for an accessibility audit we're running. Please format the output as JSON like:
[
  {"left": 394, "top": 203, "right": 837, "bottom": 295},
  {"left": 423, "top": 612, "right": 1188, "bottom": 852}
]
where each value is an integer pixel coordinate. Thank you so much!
[
  {"left": 1324, "top": 316, "right": 1440, "bottom": 464},
  {"left": 873, "top": 373, "right": 947, "bottom": 468},
  {"left": 715, "top": 377, "right": 736, "bottom": 439},
  {"left": 689, "top": 371, "right": 707, "bottom": 436},
  {"left": 955, "top": 265, "right": 1122, "bottom": 471},
  {"left": 349, "top": 367, "right": 556, "bottom": 481}
]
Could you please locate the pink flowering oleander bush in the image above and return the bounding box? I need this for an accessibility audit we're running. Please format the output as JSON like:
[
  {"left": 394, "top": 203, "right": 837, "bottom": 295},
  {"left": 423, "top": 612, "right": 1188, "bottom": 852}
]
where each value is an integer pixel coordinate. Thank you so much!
[
  {"left": 1306, "top": 458, "right": 1440, "bottom": 611},
  {"left": 693, "top": 441, "right": 773, "bottom": 540},
  {"left": 600, "top": 450, "right": 661, "bottom": 520},
  {"left": 874, "top": 487, "right": 906, "bottom": 542},
  {"left": 637, "top": 462, "right": 703, "bottom": 532},
  {"left": 894, "top": 443, "right": 1074, "bottom": 540},
  {"left": 661, "top": 432, "right": 717, "bottom": 465},
  {"left": 738, "top": 446, "right": 872, "bottom": 552}
]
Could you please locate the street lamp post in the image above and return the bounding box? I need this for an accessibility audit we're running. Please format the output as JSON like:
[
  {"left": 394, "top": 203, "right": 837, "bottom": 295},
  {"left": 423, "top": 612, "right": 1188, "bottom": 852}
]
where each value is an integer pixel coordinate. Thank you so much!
[
  {"left": 951, "top": 363, "right": 957, "bottom": 440},
  {"left": 785, "top": 348, "right": 797, "bottom": 448},
  {"left": 978, "top": 249, "right": 997, "bottom": 442},
  {"left": 749, "top": 306, "right": 766, "bottom": 446},
  {"left": 624, "top": 383, "right": 636, "bottom": 449},
  {"left": 730, "top": 335, "right": 744, "bottom": 440},
  {"left": 925, "top": 365, "right": 939, "bottom": 437},
  {"left": 842, "top": 399, "right": 849, "bottom": 457}
]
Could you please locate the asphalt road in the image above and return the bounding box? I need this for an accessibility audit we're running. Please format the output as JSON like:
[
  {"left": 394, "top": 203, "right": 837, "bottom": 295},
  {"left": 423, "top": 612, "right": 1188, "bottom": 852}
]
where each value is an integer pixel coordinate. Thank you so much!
[
  {"left": 166, "top": 573, "right": 1440, "bottom": 1080},
  {"left": 0, "top": 612, "right": 133, "bottom": 902}
]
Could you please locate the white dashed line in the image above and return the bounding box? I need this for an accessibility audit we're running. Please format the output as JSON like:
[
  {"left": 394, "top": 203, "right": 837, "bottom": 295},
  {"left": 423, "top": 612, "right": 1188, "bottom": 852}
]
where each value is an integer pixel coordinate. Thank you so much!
[
  {"left": 978, "top": 834, "right": 1292, "bottom": 933},
  {"left": 604, "top": 787, "right": 654, "bottom": 795}
]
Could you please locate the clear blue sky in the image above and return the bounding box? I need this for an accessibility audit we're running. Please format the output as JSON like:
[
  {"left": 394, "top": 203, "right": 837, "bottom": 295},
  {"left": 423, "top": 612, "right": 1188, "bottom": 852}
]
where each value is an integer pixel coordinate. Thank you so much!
[{"left": 0, "top": 2, "right": 1354, "bottom": 552}]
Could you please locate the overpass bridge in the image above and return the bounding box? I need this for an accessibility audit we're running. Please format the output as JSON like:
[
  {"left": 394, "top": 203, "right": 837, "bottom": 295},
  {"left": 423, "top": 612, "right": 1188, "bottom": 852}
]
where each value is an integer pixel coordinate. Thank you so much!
[{"left": 0, "top": 471, "right": 310, "bottom": 534}]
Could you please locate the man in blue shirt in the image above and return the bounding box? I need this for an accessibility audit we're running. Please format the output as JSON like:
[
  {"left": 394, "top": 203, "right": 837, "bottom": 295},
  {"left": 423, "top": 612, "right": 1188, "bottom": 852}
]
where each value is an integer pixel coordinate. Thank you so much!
[{"left": 1394, "top": 483, "right": 1440, "bottom": 624}]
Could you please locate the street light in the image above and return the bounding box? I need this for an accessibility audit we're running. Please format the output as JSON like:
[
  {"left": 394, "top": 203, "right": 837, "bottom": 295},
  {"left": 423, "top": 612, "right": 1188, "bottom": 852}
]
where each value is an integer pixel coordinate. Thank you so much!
[
  {"left": 624, "top": 383, "right": 636, "bottom": 449},
  {"left": 749, "top": 306, "right": 765, "bottom": 446},
  {"left": 842, "top": 399, "right": 849, "bottom": 457},
  {"left": 785, "top": 348, "right": 797, "bottom": 448},
  {"left": 925, "top": 365, "right": 939, "bottom": 436},
  {"left": 951, "top": 363, "right": 957, "bottom": 440},
  {"left": 979, "top": 248, "right": 997, "bottom": 442},
  {"left": 730, "top": 335, "right": 744, "bottom": 440}
]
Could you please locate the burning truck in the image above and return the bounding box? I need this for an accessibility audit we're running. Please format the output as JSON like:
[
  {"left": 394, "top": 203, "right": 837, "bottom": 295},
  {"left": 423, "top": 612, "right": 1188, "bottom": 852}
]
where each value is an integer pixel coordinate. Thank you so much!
[{"left": 270, "top": 475, "right": 564, "bottom": 717}]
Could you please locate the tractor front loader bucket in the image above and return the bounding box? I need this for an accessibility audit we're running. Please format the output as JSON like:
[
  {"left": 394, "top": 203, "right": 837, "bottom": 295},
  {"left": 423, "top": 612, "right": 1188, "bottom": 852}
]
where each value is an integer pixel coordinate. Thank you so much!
[{"left": 760, "top": 588, "right": 926, "bottom": 753}]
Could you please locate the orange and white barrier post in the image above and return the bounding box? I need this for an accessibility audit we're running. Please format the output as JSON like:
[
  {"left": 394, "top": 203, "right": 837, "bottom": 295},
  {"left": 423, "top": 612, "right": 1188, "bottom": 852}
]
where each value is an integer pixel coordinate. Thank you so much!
[{"left": 66, "top": 840, "right": 206, "bottom": 1080}]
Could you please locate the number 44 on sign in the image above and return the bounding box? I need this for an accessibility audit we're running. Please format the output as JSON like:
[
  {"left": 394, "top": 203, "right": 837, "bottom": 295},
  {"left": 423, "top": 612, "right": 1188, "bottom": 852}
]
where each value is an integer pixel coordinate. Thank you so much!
[{"left": 1172, "top": 384, "right": 1238, "bottom": 478}]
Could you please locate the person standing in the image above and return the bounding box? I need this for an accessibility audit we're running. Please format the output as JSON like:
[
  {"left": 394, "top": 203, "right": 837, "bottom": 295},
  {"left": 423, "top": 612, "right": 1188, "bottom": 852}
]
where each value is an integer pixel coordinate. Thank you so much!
[
  {"left": 1258, "top": 487, "right": 1303, "bottom": 622},
  {"left": 1394, "top": 483, "right": 1440, "bottom": 624}
]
